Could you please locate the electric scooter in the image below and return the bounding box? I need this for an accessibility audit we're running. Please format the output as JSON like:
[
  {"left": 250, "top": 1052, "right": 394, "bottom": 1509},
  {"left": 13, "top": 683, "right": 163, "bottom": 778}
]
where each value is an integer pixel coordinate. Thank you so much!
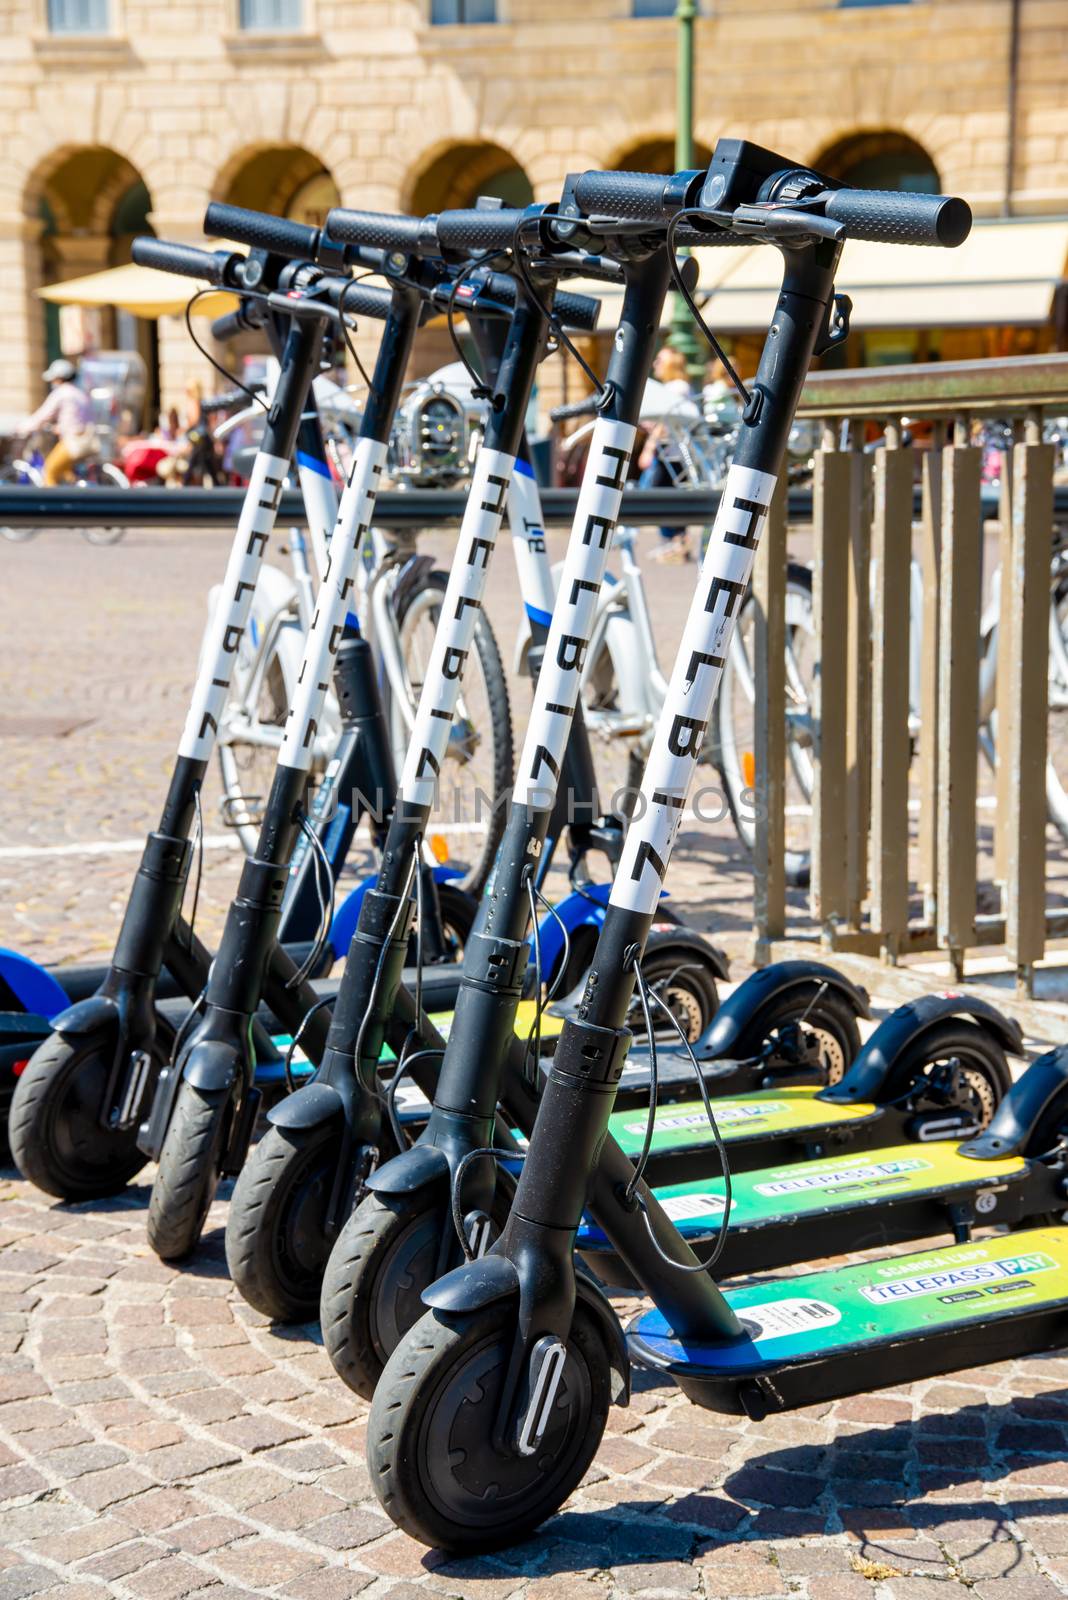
[
  {"left": 363, "top": 141, "right": 1002, "bottom": 1554},
  {"left": 222, "top": 197, "right": 880, "bottom": 1327},
  {"left": 8, "top": 235, "right": 355, "bottom": 1204},
  {"left": 314, "top": 187, "right": 1016, "bottom": 1399}
]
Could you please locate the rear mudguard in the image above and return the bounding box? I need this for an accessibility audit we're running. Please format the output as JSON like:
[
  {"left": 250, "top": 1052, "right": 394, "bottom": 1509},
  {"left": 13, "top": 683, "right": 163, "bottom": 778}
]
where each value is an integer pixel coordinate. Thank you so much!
[
  {"left": 644, "top": 923, "right": 730, "bottom": 984},
  {"left": 959, "top": 1044, "right": 1068, "bottom": 1160},
  {"left": 822, "top": 993, "right": 1023, "bottom": 1108},
  {"left": 695, "top": 960, "right": 871, "bottom": 1060},
  {"left": 423, "top": 1252, "right": 630, "bottom": 1405},
  {"left": 328, "top": 864, "right": 465, "bottom": 960},
  {"left": 266, "top": 1078, "right": 345, "bottom": 1131},
  {"left": 0, "top": 947, "right": 69, "bottom": 1020}
]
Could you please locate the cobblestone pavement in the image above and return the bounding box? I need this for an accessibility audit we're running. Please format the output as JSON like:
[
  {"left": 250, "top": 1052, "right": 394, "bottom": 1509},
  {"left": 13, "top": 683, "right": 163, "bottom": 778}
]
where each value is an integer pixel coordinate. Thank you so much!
[{"left": 2, "top": 527, "right": 1068, "bottom": 1597}]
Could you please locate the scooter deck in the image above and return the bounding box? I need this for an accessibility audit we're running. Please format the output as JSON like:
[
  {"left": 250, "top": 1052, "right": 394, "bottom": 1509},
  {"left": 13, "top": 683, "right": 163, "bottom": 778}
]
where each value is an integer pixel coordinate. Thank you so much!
[
  {"left": 606, "top": 1086, "right": 886, "bottom": 1180},
  {"left": 577, "top": 1141, "right": 1035, "bottom": 1284},
  {"left": 628, "top": 1226, "right": 1068, "bottom": 1417}
]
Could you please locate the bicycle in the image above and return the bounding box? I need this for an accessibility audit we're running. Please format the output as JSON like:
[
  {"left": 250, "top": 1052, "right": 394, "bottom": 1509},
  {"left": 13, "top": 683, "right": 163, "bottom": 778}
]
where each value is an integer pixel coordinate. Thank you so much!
[{"left": 0, "top": 435, "right": 129, "bottom": 545}]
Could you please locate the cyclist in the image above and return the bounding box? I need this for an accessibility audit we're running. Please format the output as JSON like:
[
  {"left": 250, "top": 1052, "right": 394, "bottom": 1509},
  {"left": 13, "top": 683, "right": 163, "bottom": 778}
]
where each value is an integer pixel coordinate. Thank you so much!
[{"left": 24, "top": 358, "right": 96, "bottom": 487}]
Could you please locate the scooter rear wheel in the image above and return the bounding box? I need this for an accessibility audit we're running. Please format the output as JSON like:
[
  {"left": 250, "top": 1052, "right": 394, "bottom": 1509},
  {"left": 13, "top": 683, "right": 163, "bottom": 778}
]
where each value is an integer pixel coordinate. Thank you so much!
[
  {"left": 369, "top": 1302, "right": 611, "bottom": 1553},
  {"left": 146, "top": 1081, "right": 230, "bottom": 1261},
  {"left": 321, "top": 1184, "right": 513, "bottom": 1399},
  {"left": 736, "top": 981, "right": 862, "bottom": 1086},
  {"left": 890, "top": 1019, "right": 1010, "bottom": 1129},
  {"left": 10, "top": 1028, "right": 168, "bottom": 1201},
  {"left": 225, "top": 1121, "right": 341, "bottom": 1322}
]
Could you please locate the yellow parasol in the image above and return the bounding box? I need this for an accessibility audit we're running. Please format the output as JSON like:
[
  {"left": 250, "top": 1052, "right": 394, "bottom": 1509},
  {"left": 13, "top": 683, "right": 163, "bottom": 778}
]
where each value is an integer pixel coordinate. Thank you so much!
[{"left": 38, "top": 261, "right": 238, "bottom": 320}]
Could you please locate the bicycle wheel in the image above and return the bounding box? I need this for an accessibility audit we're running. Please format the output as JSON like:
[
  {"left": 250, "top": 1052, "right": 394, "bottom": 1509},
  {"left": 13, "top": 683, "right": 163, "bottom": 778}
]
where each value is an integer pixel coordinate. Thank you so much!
[
  {"left": 0, "top": 462, "right": 38, "bottom": 541},
  {"left": 388, "top": 568, "right": 513, "bottom": 897},
  {"left": 714, "top": 563, "right": 816, "bottom": 888},
  {"left": 217, "top": 618, "right": 305, "bottom": 854},
  {"left": 79, "top": 462, "right": 128, "bottom": 545}
]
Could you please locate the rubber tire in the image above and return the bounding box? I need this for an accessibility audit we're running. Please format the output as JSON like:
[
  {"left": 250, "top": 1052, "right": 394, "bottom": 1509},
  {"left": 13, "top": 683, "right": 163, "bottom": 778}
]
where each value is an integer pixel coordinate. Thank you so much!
[
  {"left": 146, "top": 1081, "right": 230, "bottom": 1262},
  {"left": 633, "top": 946, "right": 720, "bottom": 1045},
  {"left": 9, "top": 1028, "right": 166, "bottom": 1201},
  {"left": 886, "top": 1019, "right": 1011, "bottom": 1129},
  {"left": 368, "top": 1302, "right": 611, "bottom": 1553},
  {"left": 321, "top": 1183, "right": 514, "bottom": 1400},
  {"left": 225, "top": 1120, "right": 342, "bottom": 1322},
  {"left": 391, "top": 567, "right": 513, "bottom": 899},
  {"left": 407, "top": 880, "right": 477, "bottom": 967},
  {"left": 734, "top": 982, "right": 863, "bottom": 1087}
]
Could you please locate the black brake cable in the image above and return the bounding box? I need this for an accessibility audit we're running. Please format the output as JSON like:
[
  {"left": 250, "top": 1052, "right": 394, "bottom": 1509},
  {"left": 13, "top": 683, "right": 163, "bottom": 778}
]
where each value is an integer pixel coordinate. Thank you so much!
[
  {"left": 336, "top": 273, "right": 378, "bottom": 393},
  {"left": 508, "top": 215, "right": 613, "bottom": 412},
  {"left": 665, "top": 211, "right": 751, "bottom": 410},
  {"left": 184, "top": 289, "right": 269, "bottom": 413},
  {"left": 286, "top": 814, "right": 336, "bottom": 988},
  {"left": 282, "top": 992, "right": 336, "bottom": 1095},
  {"left": 624, "top": 951, "right": 733, "bottom": 1276},
  {"left": 168, "top": 985, "right": 207, "bottom": 1070},
  {"left": 351, "top": 842, "right": 419, "bottom": 1118},
  {"left": 444, "top": 251, "right": 508, "bottom": 405}
]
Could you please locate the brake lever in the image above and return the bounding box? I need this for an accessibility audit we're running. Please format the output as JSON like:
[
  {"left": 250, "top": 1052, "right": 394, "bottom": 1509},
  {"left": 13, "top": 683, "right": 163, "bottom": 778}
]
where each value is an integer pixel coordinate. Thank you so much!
[{"left": 731, "top": 203, "right": 846, "bottom": 244}]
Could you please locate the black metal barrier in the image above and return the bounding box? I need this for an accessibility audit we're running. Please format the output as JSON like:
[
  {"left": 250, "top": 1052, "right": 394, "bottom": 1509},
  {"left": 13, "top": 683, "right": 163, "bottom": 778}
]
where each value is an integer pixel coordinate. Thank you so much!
[{"left": 0, "top": 482, "right": 1056, "bottom": 529}]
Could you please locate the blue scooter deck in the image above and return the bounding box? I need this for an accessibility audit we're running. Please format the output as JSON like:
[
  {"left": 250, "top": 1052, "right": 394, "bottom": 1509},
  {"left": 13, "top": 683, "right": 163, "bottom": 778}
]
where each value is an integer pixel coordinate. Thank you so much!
[
  {"left": 628, "top": 1226, "right": 1068, "bottom": 1416},
  {"left": 577, "top": 1141, "right": 1036, "bottom": 1282}
]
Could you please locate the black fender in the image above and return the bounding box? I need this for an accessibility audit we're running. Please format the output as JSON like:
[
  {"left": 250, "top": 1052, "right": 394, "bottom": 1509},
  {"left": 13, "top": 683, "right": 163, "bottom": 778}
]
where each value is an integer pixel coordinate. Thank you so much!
[
  {"left": 366, "top": 1142, "right": 450, "bottom": 1198},
  {"left": 267, "top": 1079, "right": 344, "bottom": 1131},
  {"left": 644, "top": 924, "right": 730, "bottom": 986},
  {"left": 49, "top": 994, "right": 120, "bottom": 1040},
  {"left": 183, "top": 1039, "right": 242, "bottom": 1096},
  {"left": 423, "top": 1254, "right": 629, "bottom": 1403},
  {"left": 959, "top": 1045, "right": 1068, "bottom": 1160},
  {"left": 696, "top": 960, "right": 871, "bottom": 1059},
  {"left": 822, "top": 994, "right": 1023, "bottom": 1107}
]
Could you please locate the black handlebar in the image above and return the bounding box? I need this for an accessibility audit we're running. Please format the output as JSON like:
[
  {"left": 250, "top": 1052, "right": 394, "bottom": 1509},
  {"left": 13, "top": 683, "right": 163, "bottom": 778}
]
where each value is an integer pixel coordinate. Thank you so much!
[
  {"left": 821, "top": 188, "right": 971, "bottom": 248},
  {"left": 434, "top": 207, "right": 526, "bottom": 255},
  {"left": 299, "top": 276, "right": 395, "bottom": 322},
  {"left": 549, "top": 395, "right": 600, "bottom": 423},
  {"left": 473, "top": 271, "right": 600, "bottom": 332},
  {"left": 205, "top": 201, "right": 321, "bottom": 262},
  {"left": 326, "top": 207, "right": 430, "bottom": 254},
  {"left": 131, "top": 237, "right": 242, "bottom": 285},
  {"left": 211, "top": 302, "right": 267, "bottom": 342},
  {"left": 571, "top": 169, "right": 700, "bottom": 224}
]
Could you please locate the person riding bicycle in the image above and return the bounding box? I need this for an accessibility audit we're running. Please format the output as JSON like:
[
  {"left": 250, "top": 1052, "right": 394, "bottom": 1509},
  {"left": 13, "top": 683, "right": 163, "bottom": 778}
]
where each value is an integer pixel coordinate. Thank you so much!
[{"left": 24, "top": 358, "right": 96, "bottom": 487}]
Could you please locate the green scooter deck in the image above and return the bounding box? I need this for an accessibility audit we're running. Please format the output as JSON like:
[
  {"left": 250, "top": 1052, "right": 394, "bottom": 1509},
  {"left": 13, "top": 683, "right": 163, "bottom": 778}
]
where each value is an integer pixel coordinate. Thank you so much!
[
  {"left": 628, "top": 1226, "right": 1068, "bottom": 1416},
  {"left": 605, "top": 1086, "right": 887, "bottom": 1180},
  {"left": 578, "top": 1141, "right": 1039, "bottom": 1283}
]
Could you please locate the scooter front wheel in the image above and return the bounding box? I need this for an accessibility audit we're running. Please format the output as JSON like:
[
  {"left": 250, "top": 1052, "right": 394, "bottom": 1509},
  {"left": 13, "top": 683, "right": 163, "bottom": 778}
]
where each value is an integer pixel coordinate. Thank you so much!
[
  {"left": 369, "top": 1303, "right": 611, "bottom": 1553},
  {"left": 321, "top": 1185, "right": 512, "bottom": 1399},
  {"left": 146, "top": 1081, "right": 230, "bottom": 1261},
  {"left": 225, "top": 1121, "right": 341, "bottom": 1321},
  {"left": 10, "top": 1028, "right": 167, "bottom": 1200}
]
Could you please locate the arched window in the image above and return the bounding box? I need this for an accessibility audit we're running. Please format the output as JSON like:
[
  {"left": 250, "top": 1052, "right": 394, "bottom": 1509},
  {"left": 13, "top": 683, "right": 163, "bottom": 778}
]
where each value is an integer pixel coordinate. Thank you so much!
[
  {"left": 407, "top": 143, "right": 533, "bottom": 214},
  {"left": 816, "top": 131, "right": 941, "bottom": 194}
]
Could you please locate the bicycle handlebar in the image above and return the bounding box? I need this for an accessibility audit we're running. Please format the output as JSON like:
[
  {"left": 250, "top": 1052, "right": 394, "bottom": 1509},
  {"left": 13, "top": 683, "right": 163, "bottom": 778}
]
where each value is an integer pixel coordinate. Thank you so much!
[
  {"left": 571, "top": 169, "right": 701, "bottom": 224},
  {"left": 474, "top": 271, "right": 600, "bottom": 332},
  {"left": 821, "top": 188, "right": 971, "bottom": 247},
  {"left": 131, "top": 237, "right": 242, "bottom": 285},
  {"left": 433, "top": 206, "right": 526, "bottom": 254}
]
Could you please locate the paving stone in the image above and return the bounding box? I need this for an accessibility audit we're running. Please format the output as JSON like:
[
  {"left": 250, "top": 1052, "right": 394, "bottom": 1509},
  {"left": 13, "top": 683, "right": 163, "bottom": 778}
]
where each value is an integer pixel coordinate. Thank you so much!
[
  {"left": 166, "top": 1514, "right": 249, "bottom": 1555},
  {"left": 304, "top": 1508, "right": 394, "bottom": 1551},
  {"left": 246, "top": 1485, "right": 348, "bottom": 1530},
  {"left": 213, "top": 1537, "right": 327, "bottom": 1585},
  {"left": 139, "top": 1439, "right": 241, "bottom": 1482},
  {"left": 78, "top": 1538, "right": 163, "bottom": 1580},
  {"left": 0, "top": 1566, "right": 61, "bottom": 1600},
  {"left": 122, "top": 1557, "right": 216, "bottom": 1599},
  {"left": 209, "top": 1412, "right": 308, "bottom": 1453}
]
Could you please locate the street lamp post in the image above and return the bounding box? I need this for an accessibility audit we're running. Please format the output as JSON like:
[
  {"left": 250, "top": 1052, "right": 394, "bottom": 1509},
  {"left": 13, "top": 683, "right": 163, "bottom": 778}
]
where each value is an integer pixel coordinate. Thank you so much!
[{"left": 669, "top": 0, "right": 703, "bottom": 382}]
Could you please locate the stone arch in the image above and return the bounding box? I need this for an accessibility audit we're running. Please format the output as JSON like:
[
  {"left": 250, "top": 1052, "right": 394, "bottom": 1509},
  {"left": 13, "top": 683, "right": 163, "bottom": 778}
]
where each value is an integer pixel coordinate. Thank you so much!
[
  {"left": 606, "top": 134, "right": 714, "bottom": 175},
  {"left": 403, "top": 139, "right": 534, "bottom": 214},
  {"left": 211, "top": 142, "right": 340, "bottom": 223},
  {"left": 22, "top": 145, "right": 156, "bottom": 391},
  {"left": 811, "top": 129, "right": 941, "bottom": 193}
]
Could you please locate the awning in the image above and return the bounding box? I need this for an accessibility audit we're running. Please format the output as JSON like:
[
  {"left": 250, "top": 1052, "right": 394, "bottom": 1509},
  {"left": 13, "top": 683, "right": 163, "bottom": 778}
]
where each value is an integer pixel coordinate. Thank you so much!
[
  {"left": 38, "top": 261, "right": 238, "bottom": 320},
  {"left": 695, "top": 216, "right": 1068, "bottom": 333}
]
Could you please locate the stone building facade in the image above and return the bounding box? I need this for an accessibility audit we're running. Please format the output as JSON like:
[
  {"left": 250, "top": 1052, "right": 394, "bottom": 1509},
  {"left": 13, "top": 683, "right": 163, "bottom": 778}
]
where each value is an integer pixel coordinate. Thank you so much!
[{"left": 2, "top": 0, "right": 1066, "bottom": 423}]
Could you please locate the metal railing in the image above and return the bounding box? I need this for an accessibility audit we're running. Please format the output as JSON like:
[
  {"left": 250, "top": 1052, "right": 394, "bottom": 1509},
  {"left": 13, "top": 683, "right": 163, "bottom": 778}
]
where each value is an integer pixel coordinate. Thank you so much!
[{"left": 752, "top": 352, "right": 1068, "bottom": 996}]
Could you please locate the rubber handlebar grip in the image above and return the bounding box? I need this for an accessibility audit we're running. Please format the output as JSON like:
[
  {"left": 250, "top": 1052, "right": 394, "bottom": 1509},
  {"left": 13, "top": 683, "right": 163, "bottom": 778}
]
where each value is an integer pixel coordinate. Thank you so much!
[
  {"left": 434, "top": 207, "right": 525, "bottom": 254},
  {"left": 131, "top": 237, "right": 236, "bottom": 284},
  {"left": 319, "top": 277, "right": 395, "bottom": 320},
  {"left": 210, "top": 309, "right": 251, "bottom": 342},
  {"left": 476, "top": 271, "right": 599, "bottom": 331},
  {"left": 204, "top": 202, "right": 319, "bottom": 260},
  {"left": 572, "top": 169, "right": 677, "bottom": 224},
  {"left": 821, "top": 188, "right": 972, "bottom": 247},
  {"left": 326, "top": 208, "right": 428, "bottom": 252},
  {"left": 550, "top": 395, "right": 599, "bottom": 422}
]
